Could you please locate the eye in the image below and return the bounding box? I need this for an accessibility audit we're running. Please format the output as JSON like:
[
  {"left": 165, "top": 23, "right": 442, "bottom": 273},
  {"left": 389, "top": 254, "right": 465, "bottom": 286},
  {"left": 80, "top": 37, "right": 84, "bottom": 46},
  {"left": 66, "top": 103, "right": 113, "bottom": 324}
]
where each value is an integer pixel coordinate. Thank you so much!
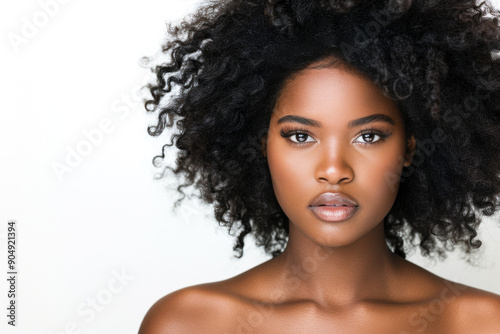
[
  {"left": 280, "top": 127, "right": 316, "bottom": 145},
  {"left": 357, "top": 133, "right": 381, "bottom": 143},
  {"left": 290, "top": 132, "right": 315, "bottom": 144},
  {"left": 354, "top": 129, "right": 391, "bottom": 145}
]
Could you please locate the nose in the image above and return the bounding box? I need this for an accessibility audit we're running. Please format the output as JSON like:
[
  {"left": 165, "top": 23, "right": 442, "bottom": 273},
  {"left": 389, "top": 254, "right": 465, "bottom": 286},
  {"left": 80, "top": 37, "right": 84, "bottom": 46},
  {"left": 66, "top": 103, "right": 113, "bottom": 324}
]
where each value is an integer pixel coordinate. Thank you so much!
[{"left": 314, "top": 144, "right": 354, "bottom": 185}]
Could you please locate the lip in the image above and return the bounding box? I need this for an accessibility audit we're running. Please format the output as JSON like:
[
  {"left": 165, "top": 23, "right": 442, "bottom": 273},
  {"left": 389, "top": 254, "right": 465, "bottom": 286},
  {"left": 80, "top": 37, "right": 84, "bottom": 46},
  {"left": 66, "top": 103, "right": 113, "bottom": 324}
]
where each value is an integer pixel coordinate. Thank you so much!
[
  {"left": 308, "top": 192, "right": 359, "bottom": 222},
  {"left": 309, "top": 192, "right": 358, "bottom": 207}
]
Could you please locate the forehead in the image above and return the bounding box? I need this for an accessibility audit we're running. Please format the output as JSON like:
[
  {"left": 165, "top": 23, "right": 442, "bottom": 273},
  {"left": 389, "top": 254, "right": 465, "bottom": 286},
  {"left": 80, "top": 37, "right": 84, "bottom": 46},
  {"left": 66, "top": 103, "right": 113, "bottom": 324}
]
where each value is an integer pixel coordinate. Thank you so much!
[{"left": 272, "top": 65, "right": 402, "bottom": 122}]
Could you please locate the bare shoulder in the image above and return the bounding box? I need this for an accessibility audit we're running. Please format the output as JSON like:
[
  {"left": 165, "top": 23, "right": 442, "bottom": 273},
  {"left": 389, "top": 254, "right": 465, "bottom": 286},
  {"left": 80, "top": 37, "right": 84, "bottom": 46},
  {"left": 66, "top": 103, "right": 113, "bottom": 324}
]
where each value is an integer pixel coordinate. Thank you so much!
[
  {"left": 138, "top": 259, "right": 279, "bottom": 334},
  {"left": 138, "top": 283, "right": 241, "bottom": 334},
  {"left": 396, "top": 258, "right": 500, "bottom": 333},
  {"left": 449, "top": 284, "right": 500, "bottom": 333}
]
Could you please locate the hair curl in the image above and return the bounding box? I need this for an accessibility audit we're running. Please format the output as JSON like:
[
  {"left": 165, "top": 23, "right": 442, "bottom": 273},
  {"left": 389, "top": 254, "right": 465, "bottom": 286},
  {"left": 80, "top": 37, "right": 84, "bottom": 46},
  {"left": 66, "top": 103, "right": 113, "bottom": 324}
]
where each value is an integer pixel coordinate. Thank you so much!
[{"left": 144, "top": 0, "right": 500, "bottom": 260}]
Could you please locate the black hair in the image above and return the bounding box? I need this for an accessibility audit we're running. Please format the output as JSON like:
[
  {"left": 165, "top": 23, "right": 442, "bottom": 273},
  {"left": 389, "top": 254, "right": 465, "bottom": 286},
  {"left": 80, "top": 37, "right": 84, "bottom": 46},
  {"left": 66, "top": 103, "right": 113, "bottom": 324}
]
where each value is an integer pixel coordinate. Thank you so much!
[{"left": 144, "top": 0, "right": 500, "bottom": 260}]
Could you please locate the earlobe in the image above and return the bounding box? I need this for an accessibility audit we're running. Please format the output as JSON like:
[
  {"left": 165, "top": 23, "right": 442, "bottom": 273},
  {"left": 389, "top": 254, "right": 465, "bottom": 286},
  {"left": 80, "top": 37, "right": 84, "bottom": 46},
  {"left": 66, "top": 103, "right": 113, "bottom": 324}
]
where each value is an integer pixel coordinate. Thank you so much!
[{"left": 404, "top": 135, "right": 416, "bottom": 167}]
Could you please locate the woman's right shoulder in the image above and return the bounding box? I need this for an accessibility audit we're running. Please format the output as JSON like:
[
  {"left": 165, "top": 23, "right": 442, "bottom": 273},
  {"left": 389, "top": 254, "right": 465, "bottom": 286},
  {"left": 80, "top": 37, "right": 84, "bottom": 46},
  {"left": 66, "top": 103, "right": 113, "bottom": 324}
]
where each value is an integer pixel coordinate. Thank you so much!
[{"left": 138, "top": 283, "right": 241, "bottom": 334}]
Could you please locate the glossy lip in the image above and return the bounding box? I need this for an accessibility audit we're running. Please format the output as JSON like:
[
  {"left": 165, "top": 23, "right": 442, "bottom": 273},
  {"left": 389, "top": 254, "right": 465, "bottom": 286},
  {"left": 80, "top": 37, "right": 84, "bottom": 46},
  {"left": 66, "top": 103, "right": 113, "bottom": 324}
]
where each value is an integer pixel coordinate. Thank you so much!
[
  {"left": 309, "top": 192, "right": 359, "bottom": 207},
  {"left": 308, "top": 192, "right": 359, "bottom": 222}
]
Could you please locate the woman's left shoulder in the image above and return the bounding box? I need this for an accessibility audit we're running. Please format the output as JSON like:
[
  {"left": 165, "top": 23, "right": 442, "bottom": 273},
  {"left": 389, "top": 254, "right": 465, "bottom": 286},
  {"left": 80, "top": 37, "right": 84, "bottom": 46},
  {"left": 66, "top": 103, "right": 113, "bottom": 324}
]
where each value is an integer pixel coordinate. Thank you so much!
[
  {"left": 442, "top": 281, "right": 500, "bottom": 333},
  {"left": 401, "top": 259, "right": 500, "bottom": 332}
]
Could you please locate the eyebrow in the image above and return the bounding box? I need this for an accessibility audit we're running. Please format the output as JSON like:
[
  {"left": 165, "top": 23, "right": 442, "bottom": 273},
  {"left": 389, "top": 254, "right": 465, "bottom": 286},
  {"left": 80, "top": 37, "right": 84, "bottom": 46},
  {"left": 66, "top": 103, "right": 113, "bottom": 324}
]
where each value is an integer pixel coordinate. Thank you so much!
[{"left": 276, "top": 113, "right": 396, "bottom": 128}]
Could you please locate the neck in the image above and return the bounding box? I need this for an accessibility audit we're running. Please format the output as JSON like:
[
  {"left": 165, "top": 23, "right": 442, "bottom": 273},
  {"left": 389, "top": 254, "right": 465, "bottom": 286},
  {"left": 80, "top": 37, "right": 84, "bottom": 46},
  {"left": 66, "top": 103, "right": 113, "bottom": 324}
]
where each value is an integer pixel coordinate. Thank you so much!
[{"left": 274, "top": 221, "right": 401, "bottom": 308}]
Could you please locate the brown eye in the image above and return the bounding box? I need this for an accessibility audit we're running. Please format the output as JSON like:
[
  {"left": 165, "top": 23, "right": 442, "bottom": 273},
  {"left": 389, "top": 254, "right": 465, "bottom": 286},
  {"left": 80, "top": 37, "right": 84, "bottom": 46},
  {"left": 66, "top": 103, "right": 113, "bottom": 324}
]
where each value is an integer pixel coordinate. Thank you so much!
[
  {"left": 280, "top": 128, "right": 316, "bottom": 145},
  {"left": 362, "top": 133, "right": 376, "bottom": 142},
  {"left": 355, "top": 132, "right": 380, "bottom": 144},
  {"left": 294, "top": 133, "right": 310, "bottom": 143},
  {"left": 354, "top": 129, "right": 391, "bottom": 145},
  {"left": 288, "top": 132, "right": 315, "bottom": 145}
]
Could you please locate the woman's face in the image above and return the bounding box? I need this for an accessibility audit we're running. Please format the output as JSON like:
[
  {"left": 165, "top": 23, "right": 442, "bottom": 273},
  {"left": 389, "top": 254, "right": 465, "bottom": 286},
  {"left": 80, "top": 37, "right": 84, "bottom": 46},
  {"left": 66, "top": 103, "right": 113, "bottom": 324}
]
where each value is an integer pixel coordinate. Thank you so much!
[{"left": 264, "top": 62, "right": 414, "bottom": 248}]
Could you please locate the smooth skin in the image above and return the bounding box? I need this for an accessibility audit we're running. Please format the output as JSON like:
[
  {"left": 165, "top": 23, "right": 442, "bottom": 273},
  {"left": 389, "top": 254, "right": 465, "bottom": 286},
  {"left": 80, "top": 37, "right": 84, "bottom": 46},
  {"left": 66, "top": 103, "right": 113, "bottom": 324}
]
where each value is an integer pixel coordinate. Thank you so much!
[{"left": 139, "top": 61, "right": 500, "bottom": 333}]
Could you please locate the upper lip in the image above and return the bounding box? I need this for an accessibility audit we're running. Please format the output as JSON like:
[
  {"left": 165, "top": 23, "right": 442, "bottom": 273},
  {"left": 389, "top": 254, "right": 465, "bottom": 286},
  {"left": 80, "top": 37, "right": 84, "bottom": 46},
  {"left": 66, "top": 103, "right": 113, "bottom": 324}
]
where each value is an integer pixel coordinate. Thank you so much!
[{"left": 309, "top": 192, "right": 359, "bottom": 207}]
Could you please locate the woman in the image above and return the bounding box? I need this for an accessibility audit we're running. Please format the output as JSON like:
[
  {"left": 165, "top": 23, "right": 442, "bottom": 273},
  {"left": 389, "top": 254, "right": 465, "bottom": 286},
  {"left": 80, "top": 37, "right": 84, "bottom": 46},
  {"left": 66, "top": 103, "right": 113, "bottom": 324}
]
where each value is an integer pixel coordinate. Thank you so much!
[{"left": 139, "top": 0, "right": 500, "bottom": 332}]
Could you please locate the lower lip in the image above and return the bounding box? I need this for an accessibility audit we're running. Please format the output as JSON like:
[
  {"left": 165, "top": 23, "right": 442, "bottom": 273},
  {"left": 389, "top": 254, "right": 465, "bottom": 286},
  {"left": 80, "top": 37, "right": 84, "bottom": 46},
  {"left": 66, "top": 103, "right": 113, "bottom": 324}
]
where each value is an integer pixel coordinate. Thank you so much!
[{"left": 308, "top": 205, "right": 359, "bottom": 222}]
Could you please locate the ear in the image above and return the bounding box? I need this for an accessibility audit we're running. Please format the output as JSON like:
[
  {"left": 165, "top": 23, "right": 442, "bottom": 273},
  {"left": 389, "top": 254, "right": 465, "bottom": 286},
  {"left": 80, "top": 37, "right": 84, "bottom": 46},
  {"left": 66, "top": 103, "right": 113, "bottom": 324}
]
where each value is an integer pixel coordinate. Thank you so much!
[
  {"left": 404, "top": 135, "right": 416, "bottom": 167},
  {"left": 261, "top": 133, "right": 267, "bottom": 158}
]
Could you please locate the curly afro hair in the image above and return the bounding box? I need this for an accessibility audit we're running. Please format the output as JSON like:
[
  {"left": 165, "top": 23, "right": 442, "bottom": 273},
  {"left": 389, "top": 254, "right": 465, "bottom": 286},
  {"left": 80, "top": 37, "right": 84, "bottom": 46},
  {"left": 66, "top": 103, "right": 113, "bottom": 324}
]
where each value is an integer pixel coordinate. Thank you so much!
[{"left": 144, "top": 0, "right": 500, "bottom": 260}]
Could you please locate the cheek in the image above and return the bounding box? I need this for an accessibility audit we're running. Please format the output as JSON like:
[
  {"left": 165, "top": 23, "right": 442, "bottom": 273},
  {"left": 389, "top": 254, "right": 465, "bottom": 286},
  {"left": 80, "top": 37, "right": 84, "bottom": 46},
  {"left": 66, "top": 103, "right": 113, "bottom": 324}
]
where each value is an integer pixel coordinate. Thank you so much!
[
  {"left": 267, "top": 145, "right": 306, "bottom": 208},
  {"left": 358, "top": 148, "right": 406, "bottom": 205}
]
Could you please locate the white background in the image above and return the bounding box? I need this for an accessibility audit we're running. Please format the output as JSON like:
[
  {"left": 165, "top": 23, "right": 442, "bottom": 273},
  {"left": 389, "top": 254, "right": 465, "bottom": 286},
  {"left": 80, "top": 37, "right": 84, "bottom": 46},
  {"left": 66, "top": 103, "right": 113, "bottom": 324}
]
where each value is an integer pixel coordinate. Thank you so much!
[{"left": 1, "top": 0, "right": 499, "bottom": 333}]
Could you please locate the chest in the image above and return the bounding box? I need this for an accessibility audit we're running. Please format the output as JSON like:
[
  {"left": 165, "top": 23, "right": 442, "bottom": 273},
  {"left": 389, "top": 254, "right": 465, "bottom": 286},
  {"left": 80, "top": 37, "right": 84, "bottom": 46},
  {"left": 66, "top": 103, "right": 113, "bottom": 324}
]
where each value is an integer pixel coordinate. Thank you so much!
[{"left": 223, "top": 301, "right": 458, "bottom": 334}]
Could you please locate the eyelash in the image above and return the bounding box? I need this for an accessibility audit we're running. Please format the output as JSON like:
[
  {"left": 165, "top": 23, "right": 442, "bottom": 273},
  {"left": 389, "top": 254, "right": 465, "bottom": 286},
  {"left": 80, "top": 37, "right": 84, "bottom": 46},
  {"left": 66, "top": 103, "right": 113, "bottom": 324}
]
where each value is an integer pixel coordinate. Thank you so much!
[{"left": 279, "top": 126, "right": 392, "bottom": 146}]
